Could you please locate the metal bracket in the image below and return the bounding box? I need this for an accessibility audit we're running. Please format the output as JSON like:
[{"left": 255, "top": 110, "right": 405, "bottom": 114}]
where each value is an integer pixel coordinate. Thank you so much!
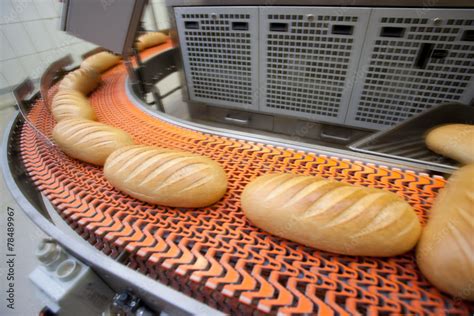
[
  {"left": 40, "top": 55, "right": 73, "bottom": 109},
  {"left": 14, "top": 79, "right": 56, "bottom": 148},
  {"left": 124, "top": 49, "right": 148, "bottom": 98}
]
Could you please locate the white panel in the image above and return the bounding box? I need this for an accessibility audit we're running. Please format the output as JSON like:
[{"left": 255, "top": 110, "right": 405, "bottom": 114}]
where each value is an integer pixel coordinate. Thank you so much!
[
  {"left": 23, "top": 20, "right": 55, "bottom": 52},
  {"left": 1, "top": 23, "right": 37, "bottom": 56},
  {"left": 19, "top": 54, "right": 45, "bottom": 80},
  {"left": 345, "top": 8, "right": 474, "bottom": 130},
  {"left": 259, "top": 7, "right": 371, "bottom": 124},
  {"left": 175, "top": 7, "right": 259, "bottom": 111},
  {"left": 153, "top": 2, "right": 170, "bottom": 29},
  {"left": 0, "top": 73, "right": 9, "bottom": 89},
  {"left": 0, "top": 0, "right": 20, "bottom": 24},
  {"left": 0, "top": 30, "right": 16, "bottom": 60},
  {"left": 0, "top": 58, "right": 27, "bottom": 86},
  {"left": 34, "top": 0, "right": 58, "bottom": 19},
  {"left": 51, "top": 18, "right": 76, "bottom": 46},
  {"left": 14, "top": 0, "right": 40, "bottom": 22},
  {"left": 43, "top": 18, "right": 63, "bottom": 47},
  {"left": 142, "top": 5, "right": 156, "bottom": 31},
  {"left": 38, "top": 49, "right": 63, "bottom": 69},
  {"left": 51, "top": 0, "right": 63, "bottom": 16}
]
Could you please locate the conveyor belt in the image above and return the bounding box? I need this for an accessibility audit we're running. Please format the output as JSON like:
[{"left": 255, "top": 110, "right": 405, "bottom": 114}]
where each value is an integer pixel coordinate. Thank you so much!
[{"left": 20, "top": 41, "right": 473, "bottom": 315}]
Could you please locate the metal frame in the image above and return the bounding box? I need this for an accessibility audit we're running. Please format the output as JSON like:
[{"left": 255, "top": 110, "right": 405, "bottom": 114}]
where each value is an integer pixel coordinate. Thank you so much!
[
  {"left": 61, "top": 0, "right": 147, "bottom": 56},
  {"left": 168, "top": 3, "right": 474, "bottom": 132},
  {"left": 165, "top": 0, "right": 474, "bottom": 7},
  {"left": 258, "top": 6, "right": 371, "bottom": 124},
  {"left": 14, "top": 79, "right": 56, "bottom": 148},
  {"left": 174, "top": 6, "right": 260, "bottom": 111},
  {"left": 39, "top": 55, "right": 73, "bottom": 109},
  {"left": 344, "top": 8, "right": 474, "bottom": 130}
]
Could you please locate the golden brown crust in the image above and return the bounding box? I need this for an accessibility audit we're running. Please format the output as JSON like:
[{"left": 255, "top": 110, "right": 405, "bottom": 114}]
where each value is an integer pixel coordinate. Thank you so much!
[
  {"left": 417, "top": 164, "right": 474, "bottom": 301},
  {"left": 135, "top": 32, "right": 168, "bottom": 51},
  {"left": 80, "top": 51, "right": 121, "bottom": 73},
  {"left": 52, "top": 118, "right": 134, "bottom": 165},
  {"left": 58, "top": 68, "right": 101, "bottom": 95},
  {"left": 425, "top": 124, "right": 474, "bottom": 164},
  {"left": 241, "top": 173, "right": 421, "bottom": 257},
  {"left": 51, "top": 90, "right": 96, "bottom": 121},
  {"left": 103, "top": 145, "right": 228, "bottom": 208}
]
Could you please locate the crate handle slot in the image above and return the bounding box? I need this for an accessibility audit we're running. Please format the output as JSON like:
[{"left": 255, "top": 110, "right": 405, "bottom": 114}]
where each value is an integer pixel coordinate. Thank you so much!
[
  {"left": 232, "top": 22, "right": 249, "bottom": 31},
  {"left": 415, "top": 43, "right": 434, "bottom": 69},
  {"left": 185, "top": 21, "right": 199, "bottom": 29},
  {"left": 332, "top": 25, "right": 354, "bottom": 35},
  {"left": 380, "top": 26, "right": 405, "bottom": 38},
  {"left": 270, "top": 22, "right": 288, "bottom": 32}
]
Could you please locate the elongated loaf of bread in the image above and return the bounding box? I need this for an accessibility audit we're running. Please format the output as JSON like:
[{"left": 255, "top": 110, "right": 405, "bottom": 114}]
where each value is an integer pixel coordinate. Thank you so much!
[
  {"left": 417, "top": 164, "right": 474, "bottom": 301},
  {"left": 51, "top": 90, "right": 96, "bottom": 121},
  {"left": 81, "top": 51, "right": 121, "bottom": 73},
  {"left": 241, "top": 173, "right": 422, "bottom": 257},
  {"left": 425, "top": 124, "right": 474, "bottom": 164},
  {"left": 136, "top": 32, "right": 168, "bottom": 51},
  {"left": 58, "top": 68, "right": 101, "bottom": 95},
  {"left": 52, "top": 118, "right": 134, "bottom": 165},
  {"left": 104, "top": 145, "right": 227, "bottom": 208}
]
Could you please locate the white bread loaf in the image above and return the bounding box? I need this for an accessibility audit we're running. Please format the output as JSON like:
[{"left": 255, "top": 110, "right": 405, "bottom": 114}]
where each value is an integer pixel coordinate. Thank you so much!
[
  {"left": 81, "top": 51, "right": 121, "bottom": 73},
  {"left": 425, "top": 124, "right": 474, "bottom": 164},
  {"left": 104, "top": 145, "right": 227, "bottom": 208},
  {"left": 58, "top": 68, "right": 101, "bottom": 95},
  {"left": 417, "top": 164, "right": 474, "bottom": 301},
  {"left": 51, "top": 90, "right": 96, "bottom": 121},
  {"left": 241, "top": 173, "right": 422, "bottom": 257},
  {"left": 52, "top": 118, "right": 134, "bottom": 166},
  {"left": 135, "top": 32, "right": 168, "bottom": 51}
]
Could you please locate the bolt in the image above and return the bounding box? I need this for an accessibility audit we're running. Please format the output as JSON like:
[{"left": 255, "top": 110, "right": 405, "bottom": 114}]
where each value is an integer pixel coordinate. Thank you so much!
[
  {"left": 307, "top": 14, "right": 314, "bottom": 21},
  {"left": 55, "top": 259, "right": 80, "bottom": 281},
  {"left": 211, "top": 13, "right": 217, "bottom": 20},
  {"left": 433, "top": 17, "right": 442, "bottom": 25},
  {"left": 36, "top": 239, "right": 67, "bottom": 270}
]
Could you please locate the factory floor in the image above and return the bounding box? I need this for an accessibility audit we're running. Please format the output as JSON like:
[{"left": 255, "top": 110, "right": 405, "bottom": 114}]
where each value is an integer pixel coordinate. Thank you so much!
[{"left": 0, "top": 105, "right": 46, "bottom": 316}]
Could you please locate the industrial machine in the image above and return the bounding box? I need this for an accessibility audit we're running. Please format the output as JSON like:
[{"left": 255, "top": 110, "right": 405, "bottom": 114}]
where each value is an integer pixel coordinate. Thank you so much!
[{"left": 2, "top": 0, "right": 474, "bottom": 314}]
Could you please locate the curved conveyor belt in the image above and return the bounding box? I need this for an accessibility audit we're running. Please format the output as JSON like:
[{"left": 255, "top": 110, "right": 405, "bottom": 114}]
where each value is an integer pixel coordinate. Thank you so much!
[{"left": 7, "top": 40, "right": 474, "bottom": 314}]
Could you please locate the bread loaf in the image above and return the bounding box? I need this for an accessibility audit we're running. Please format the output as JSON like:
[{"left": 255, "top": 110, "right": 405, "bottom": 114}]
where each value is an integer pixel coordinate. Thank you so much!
[
  {"left": 416, "top": 164, "right": 474, "bottom": 301},
  {"left": 241, "top": 173, "right": 421, "bottom": 257},
  {"left": 425, "top": 124, "right": 474, "bottom": 164},
  {"left": 51, "top": 90, "right": 96, "bottom": 121},
  {"left": 52, "top": 118, "right": 134, "bottom": 165},
  {"left": 104, "top": 145, "right": 227, "bottom": 207},
  {"left": 81, "top": 51, "right": 121, "bottom": 73},
  {"left": 58, "top": 68, "right": 101, "bottom": 95},
  {"left": 136, "top": 32, "right": 168, "bottom": 51}
]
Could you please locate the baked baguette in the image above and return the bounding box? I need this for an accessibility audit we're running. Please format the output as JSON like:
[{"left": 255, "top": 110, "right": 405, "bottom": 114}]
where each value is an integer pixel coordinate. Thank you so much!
[
  {"left": 104, "top": 145, "right": 227, "bottom": 207},
  {"left": 241, "top": 173, "right": 421, "bottom": 257},
  {"left": 135, "top": 32, "right": 168, "bottom": 51},
  {"left": 81, "top": 51, "right": 121, "bottom": 73},
  {"left": 51, "top": 90, "right": 96, "bottom": 121},
  {"left": 58, "top": 68, "right": 101, "bottom": 95},
  {"left": 425, "top": 124, "right": 474, "bottom": 164},
  {"left": 417, "top": 164, "right": 474, "bottom": 301},
  {"left": 52, "top": 118, "right": 134, "bottom": 165}
]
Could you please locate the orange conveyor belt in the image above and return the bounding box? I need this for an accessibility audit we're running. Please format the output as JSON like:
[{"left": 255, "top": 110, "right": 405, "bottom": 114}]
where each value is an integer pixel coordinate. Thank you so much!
[{"left": 19, "top": 41, "right": 472, "bottom": 315}]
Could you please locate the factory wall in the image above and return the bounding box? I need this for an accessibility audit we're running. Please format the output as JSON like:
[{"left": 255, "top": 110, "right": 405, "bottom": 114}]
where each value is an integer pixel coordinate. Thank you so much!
[{"left": 0, "top": 0, "right": 169, "bottom": 94}]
